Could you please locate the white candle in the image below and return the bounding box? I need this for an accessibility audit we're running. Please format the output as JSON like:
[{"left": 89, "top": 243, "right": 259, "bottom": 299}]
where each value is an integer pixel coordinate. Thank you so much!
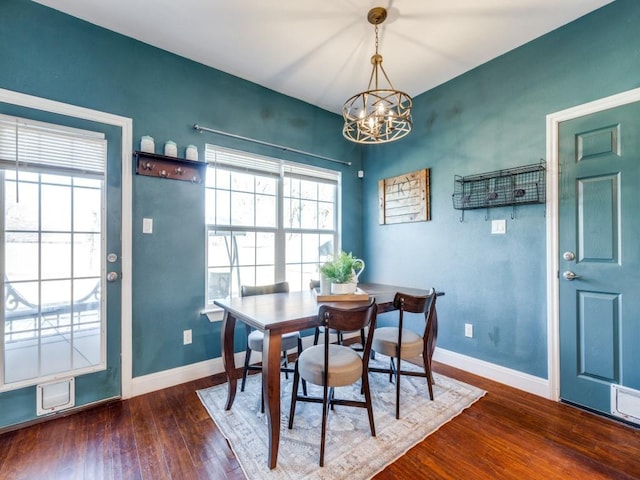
[
  {"left": 164, "top": 141, "right": 177, "bottom": 157},
  {"left": 140, "top": 136, "right": 154, "bottom": 153}
]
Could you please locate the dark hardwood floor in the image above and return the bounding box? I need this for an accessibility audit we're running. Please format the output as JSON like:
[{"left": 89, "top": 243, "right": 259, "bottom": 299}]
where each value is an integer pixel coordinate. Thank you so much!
[{"left": 0, "top": 362, "right": 638, "bottom": 480}]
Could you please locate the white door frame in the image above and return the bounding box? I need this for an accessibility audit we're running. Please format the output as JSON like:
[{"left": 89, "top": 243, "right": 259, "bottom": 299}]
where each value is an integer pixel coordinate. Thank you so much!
[
  {"left": 546, "top": 87, "right": 640, "bottom": 401},
  {"left": 0, "top": 88, "right": 134, "bottom": 399}
]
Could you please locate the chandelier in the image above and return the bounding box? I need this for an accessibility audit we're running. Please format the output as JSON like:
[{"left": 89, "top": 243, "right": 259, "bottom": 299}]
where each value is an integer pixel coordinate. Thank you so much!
[{"left": 342, "top": 7, "right": 413, "bottom": 144}]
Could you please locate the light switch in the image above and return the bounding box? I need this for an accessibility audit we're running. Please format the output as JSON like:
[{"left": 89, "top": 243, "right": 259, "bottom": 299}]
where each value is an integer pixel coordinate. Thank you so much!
[
  {"left": 464, "top": 323, "right": 474, "bottom": 338},
  {"left": 142, "top": 217, "right": 153, "bottom": 234},
  {"left": 491, "top": 219, "right": 506, "bottom": 235}
]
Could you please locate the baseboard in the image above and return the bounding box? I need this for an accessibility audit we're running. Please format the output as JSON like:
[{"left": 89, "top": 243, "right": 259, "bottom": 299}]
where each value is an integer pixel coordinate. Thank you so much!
[
  {"left": 130, "top": 332, "right": 350, "bottom": 397},
  {"left": 433, "top": 348, "right": 551, "bottom": 399},
  {"left": 131, "top": 341, "right": 551, "bottom": 400},
  {"left": 130, "top": 352, "right": 244, "bottom": 398}
]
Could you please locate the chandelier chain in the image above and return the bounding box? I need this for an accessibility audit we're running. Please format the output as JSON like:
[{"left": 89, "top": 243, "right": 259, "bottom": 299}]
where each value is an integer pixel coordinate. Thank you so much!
[{"left": 375, "top": 24, "right": 379, "bottom": 55}]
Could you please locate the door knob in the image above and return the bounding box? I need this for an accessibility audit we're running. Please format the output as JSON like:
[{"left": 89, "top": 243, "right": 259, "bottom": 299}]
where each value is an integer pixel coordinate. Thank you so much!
[
  {"left": 563, "top": 271, "right": 582, "bottom": 281},
  {"left": 106, "top": 271, "right": 119, "bottom": 282},
  {"left": 562, "top": 251, "right": 576, "bottom": 261}
]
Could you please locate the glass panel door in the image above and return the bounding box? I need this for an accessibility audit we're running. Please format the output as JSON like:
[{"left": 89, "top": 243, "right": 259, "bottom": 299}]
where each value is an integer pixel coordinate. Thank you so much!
[{"left": 0, "top": 107, "right": 122, "bottom": 427}]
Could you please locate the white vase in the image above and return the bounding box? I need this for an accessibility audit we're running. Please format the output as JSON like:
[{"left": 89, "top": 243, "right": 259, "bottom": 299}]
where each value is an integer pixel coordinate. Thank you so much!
[
  {"left": 331, "top": 282, "right": 357, "bottom": 295},
  {"left": 319, "top": 273, "right": 331, "bottom": 295}
]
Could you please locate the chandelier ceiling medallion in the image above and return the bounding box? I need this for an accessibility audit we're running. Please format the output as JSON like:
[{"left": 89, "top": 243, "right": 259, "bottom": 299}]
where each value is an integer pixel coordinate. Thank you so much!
[{"left": 342, "top": 6, "right": 413, "bottom": 144}]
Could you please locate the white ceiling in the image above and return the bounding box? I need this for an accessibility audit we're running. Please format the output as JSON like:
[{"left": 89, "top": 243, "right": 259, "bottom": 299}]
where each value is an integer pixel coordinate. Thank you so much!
[{"left": 34, "top": 0, "right": 613, "bottom": 114}]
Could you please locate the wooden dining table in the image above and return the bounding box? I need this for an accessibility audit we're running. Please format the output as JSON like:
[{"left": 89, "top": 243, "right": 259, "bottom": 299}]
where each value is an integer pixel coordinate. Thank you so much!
[{"left": 215, "top": 282, "right": 437, "bottom": 470}]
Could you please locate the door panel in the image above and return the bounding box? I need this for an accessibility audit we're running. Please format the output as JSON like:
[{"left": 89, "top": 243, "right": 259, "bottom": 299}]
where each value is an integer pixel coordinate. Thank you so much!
[
  {"left": 578, "top": 291, "right": 619, "bottom": 381},
  {"left": 578, "top": 175, "right": 618, "bottom": 262},
  {"left": 559, "top": 102, "right": 640, "bottom": 414}
]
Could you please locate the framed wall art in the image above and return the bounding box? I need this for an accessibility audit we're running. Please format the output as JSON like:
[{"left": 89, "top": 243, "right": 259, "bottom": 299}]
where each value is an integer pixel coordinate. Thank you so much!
[{"left": 378, "top": 168, "right": 430, "bottom": 225}]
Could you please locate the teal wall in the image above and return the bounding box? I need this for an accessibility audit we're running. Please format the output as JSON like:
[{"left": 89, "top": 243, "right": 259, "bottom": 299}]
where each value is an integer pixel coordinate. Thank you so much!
[
  {"left": 362, "top": 0, "right": 640, "bottom": 377},
  {"left": 0, "top": 0, "right": 637, "bottom": 427},
  {"left": 0, "top": 0, "right": 362, "bottom": 426}
]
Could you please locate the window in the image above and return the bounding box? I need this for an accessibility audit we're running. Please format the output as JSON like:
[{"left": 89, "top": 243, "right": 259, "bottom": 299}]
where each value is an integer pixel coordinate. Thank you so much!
[
  {"left": 0, "top": 114, "right": 106, "bottom": 390},
  {"left": 205, "top": 145, "right": 340, "bottom": 304}
]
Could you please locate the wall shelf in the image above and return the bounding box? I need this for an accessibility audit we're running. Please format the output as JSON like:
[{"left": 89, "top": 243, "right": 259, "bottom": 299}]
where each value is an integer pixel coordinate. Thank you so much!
[
  {"left": 134, "top": 151, "right": 206, "bottom": 183},
  {"left": 452, "top": 161, "right": 545, "bottom": 221}
]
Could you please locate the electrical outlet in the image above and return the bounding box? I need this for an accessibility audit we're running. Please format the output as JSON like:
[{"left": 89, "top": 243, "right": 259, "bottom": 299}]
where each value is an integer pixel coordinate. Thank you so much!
[
  {"left": 183, "top": 329, "right": 192, "bottom": 345},
  {"left": 464, "top": 323, "right": 473, "bottom": 338},
  {"left": 142, "top": 217, "right": 153, "bottom": 234}
]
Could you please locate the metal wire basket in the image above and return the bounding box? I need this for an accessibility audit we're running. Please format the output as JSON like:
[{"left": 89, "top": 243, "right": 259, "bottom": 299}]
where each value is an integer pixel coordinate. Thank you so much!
[{"left": 452, "top": 161, "right": 545, "bottom": 211}]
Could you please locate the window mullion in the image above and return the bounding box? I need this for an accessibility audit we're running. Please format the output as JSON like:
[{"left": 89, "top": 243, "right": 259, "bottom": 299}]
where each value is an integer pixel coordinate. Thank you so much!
[
  {"left": 0, "top": 170, "right": 5, "bottom": 386},
  {"left": 37, "top": 174, "right": 43, "bottom": 378},
  {"left": 274, "top": 165, "right": 286, "bottom": 282}
]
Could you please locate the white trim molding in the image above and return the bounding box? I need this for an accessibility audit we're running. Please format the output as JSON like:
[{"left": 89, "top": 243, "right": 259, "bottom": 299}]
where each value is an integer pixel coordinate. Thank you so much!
[
  {"left": 545, "top": 87, "right": 640, "bottom": 403},
  {"left": 131, "top": 332, "right": 350, "bottom": 397},
  {"left": 0, "top": 88, "right": 134, "bottom": 400},
  {"left": 433, "top": 348, "right": 550, "bottom": 398},
  {"left": 132, "top": 338, "right": 550, "bottom": 399},
  {"left": 131, "top": 352, "right": 245, "bottom": 397}
]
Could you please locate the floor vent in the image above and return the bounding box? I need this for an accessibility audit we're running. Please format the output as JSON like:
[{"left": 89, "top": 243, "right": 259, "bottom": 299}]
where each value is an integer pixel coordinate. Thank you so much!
[
  {"left": 36, "top": 377, "right": 75, "bottom": 416},
  {"left": 611, "top": 384, "right": 640, "bottom": 425}
]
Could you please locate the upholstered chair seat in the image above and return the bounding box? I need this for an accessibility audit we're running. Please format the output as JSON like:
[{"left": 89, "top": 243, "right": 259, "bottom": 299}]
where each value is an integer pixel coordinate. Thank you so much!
[
  {"left": 297, "top": 344, "right": 363, "bottom": 387},
  {"left": 372, "top": 327, "right": 423, "bottom": 359},
  {"left": 247, "top": 330, "right": 300, "bottom": 352}
]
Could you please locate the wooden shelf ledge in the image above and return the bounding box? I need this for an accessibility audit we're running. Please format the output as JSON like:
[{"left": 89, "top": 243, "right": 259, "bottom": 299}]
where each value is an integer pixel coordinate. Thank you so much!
[{"left": 134, "top": 150, "right": 207, "bottom": 183}]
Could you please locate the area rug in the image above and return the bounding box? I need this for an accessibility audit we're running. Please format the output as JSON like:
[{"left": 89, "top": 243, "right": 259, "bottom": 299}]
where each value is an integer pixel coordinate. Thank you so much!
[{"left": 197, "top": 355, "right": 485, "bottom": 480}]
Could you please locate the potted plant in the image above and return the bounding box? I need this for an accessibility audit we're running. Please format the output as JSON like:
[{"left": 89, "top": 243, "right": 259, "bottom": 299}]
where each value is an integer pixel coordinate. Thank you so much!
[{"left": 319, "top": 251, "right": 365, "bottom": 294}]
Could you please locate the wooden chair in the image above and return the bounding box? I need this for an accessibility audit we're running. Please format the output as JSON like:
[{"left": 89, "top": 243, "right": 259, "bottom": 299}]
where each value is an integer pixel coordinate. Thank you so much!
[
  {"left": 288, "top": 298, "right": 378, "bottom": 466},
  {"left": 310, "top": 279, "right": 343, "bottom": 345},
  {"left": 369, "top": 289, "right": 437, "bottom": 419},
  {"left": 240, "top": 282, "right": 305, "bottom": 412},
  {"left": 310, "top": 279, "right": 366, "bottom": 349}
]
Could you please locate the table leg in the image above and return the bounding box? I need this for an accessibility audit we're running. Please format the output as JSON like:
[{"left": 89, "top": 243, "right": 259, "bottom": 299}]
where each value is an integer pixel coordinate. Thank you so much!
[
  {"left": 262, "top": 330, "right": 282, "bottom": 470},
  {"left": 221, "top": 310, "right": 237, "bottom": 410}
]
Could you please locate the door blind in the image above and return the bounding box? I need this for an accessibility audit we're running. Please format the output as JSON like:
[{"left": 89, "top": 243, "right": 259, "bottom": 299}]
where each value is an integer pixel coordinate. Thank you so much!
[{"left": 0, "top": 114, "right": 106, "bottom": 176}]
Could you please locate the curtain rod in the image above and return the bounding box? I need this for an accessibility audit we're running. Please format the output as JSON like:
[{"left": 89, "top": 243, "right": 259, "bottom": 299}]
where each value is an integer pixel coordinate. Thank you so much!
[{"left": 193, "top": 124, "right": 352, "bottom": 166}]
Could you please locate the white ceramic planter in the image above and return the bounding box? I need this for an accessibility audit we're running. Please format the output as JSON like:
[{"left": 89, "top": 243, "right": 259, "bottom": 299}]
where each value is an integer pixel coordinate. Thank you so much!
[{"left": 331, "top": 282, "right": 357, "bottom": 295}]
